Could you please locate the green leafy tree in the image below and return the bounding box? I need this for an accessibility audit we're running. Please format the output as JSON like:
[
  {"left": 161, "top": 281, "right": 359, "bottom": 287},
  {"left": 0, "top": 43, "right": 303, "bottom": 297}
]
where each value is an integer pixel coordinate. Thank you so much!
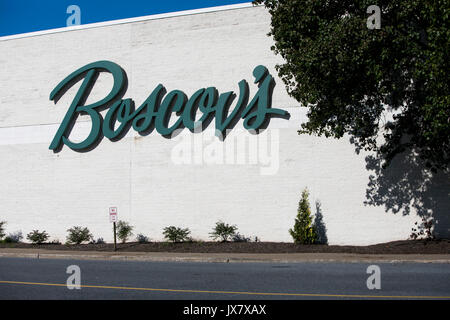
[
  {"left": 116, "top": 221, "right": 133, "bottom": 243},
  {"left": 254, "top": 0, "right": 449, "bottom": 171},
  {"left": 26, "top": 230, "right": 49, "bottom": 244},
  {"left": 163, "top": 226, "right": 191, "bottom": 243},
  {"left": 66, "top": 226, "right": 93, "bottom": 244},
  {"left": 209, "top": 221, "right": 238, "bottom": 242},
  {"left": 289, "top": 189, "right": 317, "bottom": 244}
]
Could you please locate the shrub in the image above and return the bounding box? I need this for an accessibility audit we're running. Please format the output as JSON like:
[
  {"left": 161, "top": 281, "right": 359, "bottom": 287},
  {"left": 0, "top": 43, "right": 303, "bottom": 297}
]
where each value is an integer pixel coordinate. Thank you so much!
[
  {"left": 117, "top": 221, "right": 133, "bottom": 243},
  {"left": 188, "top": 238, "right": 203, "bottom": 243},
  {"left": 163, "top": 226, "right": 191, "bottom": 243},
  {"left": 209, "top": 221, "right": 237, "bottom": 242},
  {"left": 4, "top": 231, "right": 23, "bottom": 243},
  {"left": 27, "top": 230, "right": 49, "bottom": 244},
  {"left": 66, "top": 226, "right": 93, "bottom": 244},
  {"left": 232, "top": 233, "right": 251, "bottom": 243},
  {"left": 89, "top": 237, "right": 105, "bottom": 244},
  {"left": 289, "top": 188, "right": 317, "bottom": 244},
  {"left": 0, "top": 221, "right": 6, "bottom": 240},
  {"left": 136, "top": 234, "right": 149, "bottom": 243}
]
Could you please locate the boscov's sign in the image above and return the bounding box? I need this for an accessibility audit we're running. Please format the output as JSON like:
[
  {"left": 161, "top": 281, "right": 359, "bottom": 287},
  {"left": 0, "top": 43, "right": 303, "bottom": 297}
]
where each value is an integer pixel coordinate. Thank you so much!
[{"left": 49, "top": 61, "right": 290, "bottom": 152}]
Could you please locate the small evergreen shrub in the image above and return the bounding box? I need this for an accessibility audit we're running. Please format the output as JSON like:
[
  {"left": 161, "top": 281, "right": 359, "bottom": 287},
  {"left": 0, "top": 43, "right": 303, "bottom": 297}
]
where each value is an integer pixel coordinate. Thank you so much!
[
  {"left": 163, "top": 226, "right": 191, "bottom": 243},
  {"left": 232, "top": 233, "right": 251, "bottom": 242},
  {"left": 289, "top": 188, "right": 317, "bottom": 244},
  {"left": 95, "top": 238, "right": 105, "bottom": 244},
  {"left": 89, "top": 237, "right": 105, "bottom": 244},
  {"left": 66, "top": 226, "right": 93, "bottom": 244},
  {"left": 136, "top": 233, "right": 149, "bottom": 243},
  {"left": 27, "top": 230, "right": 49, "bottom": 244},
  {"left": 4, "top": 231, "right": 23, "bottom": 243},
  {"left": 117, "top": 221, "right": 133, "bottom": 243},
  {"left": 209, "top": 221, "right": 237, "bottom": 242}
]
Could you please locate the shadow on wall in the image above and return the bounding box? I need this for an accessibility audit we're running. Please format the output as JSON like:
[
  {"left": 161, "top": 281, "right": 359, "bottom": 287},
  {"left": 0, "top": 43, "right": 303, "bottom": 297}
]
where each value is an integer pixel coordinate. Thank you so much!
[
  {"left": 314, "top": 201, "right": 328, "bottom": 244},
  {"left": 364, "top": 149, "right": 450, "bottom": 239}
]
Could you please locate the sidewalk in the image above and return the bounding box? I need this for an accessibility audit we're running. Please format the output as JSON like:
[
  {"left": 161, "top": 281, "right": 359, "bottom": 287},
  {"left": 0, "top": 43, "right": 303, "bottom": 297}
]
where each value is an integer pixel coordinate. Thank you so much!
[{"left": 0, "top": 248, "right": 449, "bottom": 263}]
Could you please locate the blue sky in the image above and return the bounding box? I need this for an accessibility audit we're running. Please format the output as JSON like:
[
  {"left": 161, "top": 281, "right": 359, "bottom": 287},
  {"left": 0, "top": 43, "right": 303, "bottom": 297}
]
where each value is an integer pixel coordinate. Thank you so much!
[{"left": 0, "top": 0, "right": 251, "bottom": 37}]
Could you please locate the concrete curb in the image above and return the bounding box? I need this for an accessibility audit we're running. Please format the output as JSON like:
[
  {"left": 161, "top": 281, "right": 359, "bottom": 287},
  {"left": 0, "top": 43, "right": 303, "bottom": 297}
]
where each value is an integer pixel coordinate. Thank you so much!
[{"left": 1, "top": 249, "right": 449, "bottom": 263}]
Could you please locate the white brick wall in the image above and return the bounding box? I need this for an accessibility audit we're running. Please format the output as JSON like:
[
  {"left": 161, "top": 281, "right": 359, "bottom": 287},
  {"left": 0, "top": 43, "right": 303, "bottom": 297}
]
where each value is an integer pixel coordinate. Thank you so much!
[{"left": 0, "top": 5, "right": 427, "bottom": 245}]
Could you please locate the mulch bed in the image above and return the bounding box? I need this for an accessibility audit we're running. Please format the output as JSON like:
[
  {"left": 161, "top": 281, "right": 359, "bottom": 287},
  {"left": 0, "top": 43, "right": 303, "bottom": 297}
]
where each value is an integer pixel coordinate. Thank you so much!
[{"left": 1, "top": 239, "right": 449, "bottom": 254}]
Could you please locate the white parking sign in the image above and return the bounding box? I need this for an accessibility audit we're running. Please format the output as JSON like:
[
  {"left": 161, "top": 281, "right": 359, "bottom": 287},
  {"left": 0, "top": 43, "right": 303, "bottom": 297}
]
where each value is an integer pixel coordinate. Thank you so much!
[{"left": 109, "top": 207, "right": 117, "bottom": 223}]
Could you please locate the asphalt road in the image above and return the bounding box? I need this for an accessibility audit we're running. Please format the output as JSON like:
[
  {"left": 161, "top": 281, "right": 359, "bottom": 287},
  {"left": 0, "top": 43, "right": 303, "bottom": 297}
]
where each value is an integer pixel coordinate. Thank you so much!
[{"left": 0, "top": 257, "right": 449, "bottom": 300}]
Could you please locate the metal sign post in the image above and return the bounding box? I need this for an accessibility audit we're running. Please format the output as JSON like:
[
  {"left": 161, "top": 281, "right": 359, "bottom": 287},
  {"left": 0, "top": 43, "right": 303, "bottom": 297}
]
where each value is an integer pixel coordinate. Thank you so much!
[
  {"left": 109, "top": 207, "right": 118, "bottom": 251},
  {"left": 113, "top": 221, "right": 117, "bottom": 252}
]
